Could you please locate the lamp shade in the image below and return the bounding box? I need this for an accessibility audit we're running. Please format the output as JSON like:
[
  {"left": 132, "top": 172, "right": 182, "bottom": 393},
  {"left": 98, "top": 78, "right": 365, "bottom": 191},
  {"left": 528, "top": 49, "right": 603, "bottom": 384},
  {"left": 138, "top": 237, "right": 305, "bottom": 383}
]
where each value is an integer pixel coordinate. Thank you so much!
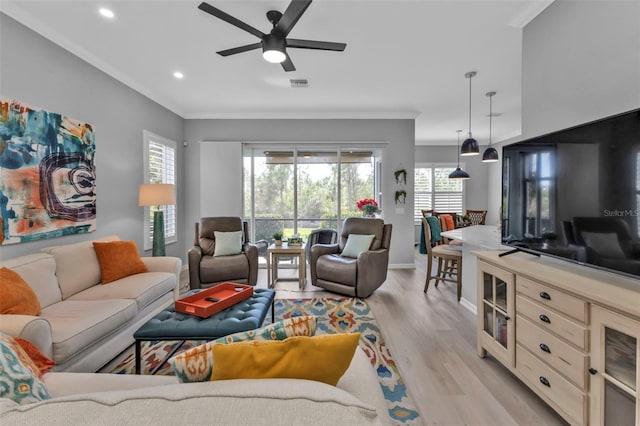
[
  {"left": 461, "top": 136, "right": 479, "bottom": 156},
  {"left": 138, "top": 184, "right": 176, "bottom": 206},
  {"left": 482, "top": 147, "right": 499, "bottom": 162},
  {"left": 448, "top": 167, "right": 471, "bottom": 180}
]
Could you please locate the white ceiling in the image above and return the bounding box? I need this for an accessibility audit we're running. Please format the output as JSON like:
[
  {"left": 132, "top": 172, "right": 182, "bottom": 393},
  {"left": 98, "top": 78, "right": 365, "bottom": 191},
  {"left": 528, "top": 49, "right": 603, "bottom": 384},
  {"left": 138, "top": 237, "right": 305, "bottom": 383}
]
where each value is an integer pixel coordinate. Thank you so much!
[{"left": 1, "top": 0, "right": 553, "bottom": 145}]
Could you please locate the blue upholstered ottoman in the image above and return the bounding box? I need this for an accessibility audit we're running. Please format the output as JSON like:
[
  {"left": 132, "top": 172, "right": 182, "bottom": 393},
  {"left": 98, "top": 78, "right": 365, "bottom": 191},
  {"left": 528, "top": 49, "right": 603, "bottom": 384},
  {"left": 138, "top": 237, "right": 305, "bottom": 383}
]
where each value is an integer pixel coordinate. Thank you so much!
[{"left": 133, "top": 288, "right": 275, "bottom": 374}]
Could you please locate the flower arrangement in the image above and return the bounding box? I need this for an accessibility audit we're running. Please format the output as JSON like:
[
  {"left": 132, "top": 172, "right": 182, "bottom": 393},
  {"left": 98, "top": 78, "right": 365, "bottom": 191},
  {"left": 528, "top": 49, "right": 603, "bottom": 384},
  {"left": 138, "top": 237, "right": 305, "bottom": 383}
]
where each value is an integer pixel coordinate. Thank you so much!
[{"left": 356, "top": 198, "right": 379, "bottom": 216}]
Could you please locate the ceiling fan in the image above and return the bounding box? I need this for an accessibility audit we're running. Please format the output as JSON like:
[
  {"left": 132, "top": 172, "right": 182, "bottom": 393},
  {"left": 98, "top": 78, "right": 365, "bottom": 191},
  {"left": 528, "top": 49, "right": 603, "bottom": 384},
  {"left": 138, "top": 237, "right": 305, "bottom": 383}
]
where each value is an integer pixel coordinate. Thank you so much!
[{"left": 197, "top": 0, "right": 346, "bottom": 72}]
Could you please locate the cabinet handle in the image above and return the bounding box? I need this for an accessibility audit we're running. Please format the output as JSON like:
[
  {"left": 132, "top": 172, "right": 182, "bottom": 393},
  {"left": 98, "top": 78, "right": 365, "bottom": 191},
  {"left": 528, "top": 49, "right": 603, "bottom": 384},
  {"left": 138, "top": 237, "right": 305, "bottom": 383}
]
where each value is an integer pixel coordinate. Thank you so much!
[
  {"left": 539, "top": 376, "right": 551, "bottom": 387},
  {"left": 539, "top": 314, "right": 551, "bottom": 324},
  {"left": 539, "top": 291, "right": 551, "bottom": 300},
  {"left": 539, "top": 343, "right": 551, "bottom": 353},
  {"left": 588, "top": 368, "right": 598, "bottom": 375}
]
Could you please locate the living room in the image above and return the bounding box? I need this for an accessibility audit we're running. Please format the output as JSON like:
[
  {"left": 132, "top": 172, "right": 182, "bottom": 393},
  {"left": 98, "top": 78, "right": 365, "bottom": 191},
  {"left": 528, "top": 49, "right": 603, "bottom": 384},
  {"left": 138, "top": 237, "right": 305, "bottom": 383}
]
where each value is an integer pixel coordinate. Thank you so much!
[{"left": 1, "top": 1, "right": 639, "bottom": 424}]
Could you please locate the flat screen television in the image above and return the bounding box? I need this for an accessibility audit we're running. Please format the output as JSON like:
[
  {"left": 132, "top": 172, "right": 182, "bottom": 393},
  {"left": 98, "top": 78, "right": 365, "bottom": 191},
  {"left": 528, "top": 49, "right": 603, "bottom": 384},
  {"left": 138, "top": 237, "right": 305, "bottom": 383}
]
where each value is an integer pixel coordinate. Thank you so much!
[{"left": 501, "top": 108, "right": 640, "bottom": 279}]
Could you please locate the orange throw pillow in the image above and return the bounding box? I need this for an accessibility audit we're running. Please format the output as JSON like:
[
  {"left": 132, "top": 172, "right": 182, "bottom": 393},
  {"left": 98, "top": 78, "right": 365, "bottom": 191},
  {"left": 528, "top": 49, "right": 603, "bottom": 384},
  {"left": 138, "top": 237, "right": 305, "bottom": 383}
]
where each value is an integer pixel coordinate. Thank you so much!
[
  {"left": 442, "top": 215, "right": 455, "bottom": 232},
  {"left": 14, "top": 337, "right": 56, "bottom": 376},
  {"left": 0, "top": 267, "right": 41, "bottom": 315},
  {"left": 93, "top": 241, "right": 148, "bottom": 284}
]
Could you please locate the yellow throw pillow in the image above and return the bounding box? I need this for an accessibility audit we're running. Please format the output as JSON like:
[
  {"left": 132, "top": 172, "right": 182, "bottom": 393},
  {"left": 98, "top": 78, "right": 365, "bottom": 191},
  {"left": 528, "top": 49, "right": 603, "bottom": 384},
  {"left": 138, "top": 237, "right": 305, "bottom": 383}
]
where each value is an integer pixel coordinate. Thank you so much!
[
  {"left": 92, "top": 241, "right": 148, "bottom": 284},
  {"left": 211, "top": 332, "right": 360, "bottom": 386},
  {"left": 0, "top": 267, "right": 41, "bottom": 315}
]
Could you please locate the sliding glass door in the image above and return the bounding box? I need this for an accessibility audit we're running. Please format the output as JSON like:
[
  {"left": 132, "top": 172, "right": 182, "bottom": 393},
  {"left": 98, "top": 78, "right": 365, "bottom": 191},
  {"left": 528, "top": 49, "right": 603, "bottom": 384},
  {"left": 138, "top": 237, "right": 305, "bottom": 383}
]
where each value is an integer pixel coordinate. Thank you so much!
[
  {"left": 244, "top": 146, "right": 380, "bottom": 262},
  {"left": 296, "top": 150, "right": 339, "bottom": 235}
]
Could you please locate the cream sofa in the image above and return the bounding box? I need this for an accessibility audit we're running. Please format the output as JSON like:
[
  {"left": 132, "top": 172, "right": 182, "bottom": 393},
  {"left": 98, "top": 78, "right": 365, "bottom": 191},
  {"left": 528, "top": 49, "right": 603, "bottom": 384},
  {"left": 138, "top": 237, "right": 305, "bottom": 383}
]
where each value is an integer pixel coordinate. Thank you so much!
[
  {"left": 0, "top": 235, "right": 181, "bottom": 372},
  {"left": 0, "top": 347, "right": 389, "bottom": 425}
]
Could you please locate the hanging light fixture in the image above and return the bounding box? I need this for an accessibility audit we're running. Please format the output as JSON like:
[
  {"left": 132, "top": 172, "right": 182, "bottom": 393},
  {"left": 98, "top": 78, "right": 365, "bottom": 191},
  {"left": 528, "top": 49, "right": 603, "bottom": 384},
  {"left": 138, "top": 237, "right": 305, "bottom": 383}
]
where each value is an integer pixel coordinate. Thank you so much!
[
  {"left": 449, "top": 130, "right": 471, "bottom": 180},
  {"left": 482, "top": 91, "right": 499, "bottom": 162},
  {"left": 461, "top": 71, "right": 480, "bottom": 156}
]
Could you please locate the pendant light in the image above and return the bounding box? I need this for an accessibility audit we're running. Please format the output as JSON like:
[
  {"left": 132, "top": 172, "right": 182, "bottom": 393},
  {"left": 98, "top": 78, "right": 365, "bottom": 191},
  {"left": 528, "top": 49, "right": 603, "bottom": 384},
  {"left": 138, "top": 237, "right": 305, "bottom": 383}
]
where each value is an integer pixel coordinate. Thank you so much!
[
  {"left": 449, "top": 130, "right": 471, "bottom": 180},
  {"left": 482, "top": 91, "right": 499, "bottom": 162},
  {"left": 461, "top": 71, "right": 480, "bottom": 156}
]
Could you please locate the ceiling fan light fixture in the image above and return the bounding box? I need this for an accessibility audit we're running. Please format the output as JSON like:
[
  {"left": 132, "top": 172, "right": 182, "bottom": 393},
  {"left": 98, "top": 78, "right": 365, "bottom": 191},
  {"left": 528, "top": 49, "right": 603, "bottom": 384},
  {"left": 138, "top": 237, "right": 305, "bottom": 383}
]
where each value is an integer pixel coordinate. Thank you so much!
[
  {"left": 199, "top": 1, "right": 345, "bottom": 72},
  {"left": 262, "top": 33, "right": 286, "bottom": 63},
  {"left": 263, "top": 49, "right": 286, "bottom": 63}
]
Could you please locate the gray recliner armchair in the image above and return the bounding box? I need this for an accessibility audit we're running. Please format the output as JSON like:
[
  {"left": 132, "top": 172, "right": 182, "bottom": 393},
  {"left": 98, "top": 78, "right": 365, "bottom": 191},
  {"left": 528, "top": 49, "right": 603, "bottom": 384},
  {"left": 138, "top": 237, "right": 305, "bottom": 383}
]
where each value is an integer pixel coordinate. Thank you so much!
[
  {"left": 188, "top": 217, "right": 258, "bottom": 289},
  {"left": 310, "top": 217, "right": 392, "bottom": 298}
]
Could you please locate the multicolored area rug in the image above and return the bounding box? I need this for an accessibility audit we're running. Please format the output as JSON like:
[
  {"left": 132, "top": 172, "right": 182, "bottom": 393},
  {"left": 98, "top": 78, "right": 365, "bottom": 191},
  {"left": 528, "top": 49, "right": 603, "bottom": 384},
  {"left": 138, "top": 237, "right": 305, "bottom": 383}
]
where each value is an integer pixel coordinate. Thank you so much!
[
  {"left": 276, "top": 298, "right": 421, "bottom": 424},
  {"left": 102, "top": 297, "right": 420, "bottom": 425}
]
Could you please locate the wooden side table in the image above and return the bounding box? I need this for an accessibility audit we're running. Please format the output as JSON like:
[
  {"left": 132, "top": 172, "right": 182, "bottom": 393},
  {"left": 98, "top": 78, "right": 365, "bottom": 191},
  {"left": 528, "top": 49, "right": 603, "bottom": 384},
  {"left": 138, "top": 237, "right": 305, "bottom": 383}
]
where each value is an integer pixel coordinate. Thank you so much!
[{"left": 266, "top": 243, "right": 306, "bottom": 290}]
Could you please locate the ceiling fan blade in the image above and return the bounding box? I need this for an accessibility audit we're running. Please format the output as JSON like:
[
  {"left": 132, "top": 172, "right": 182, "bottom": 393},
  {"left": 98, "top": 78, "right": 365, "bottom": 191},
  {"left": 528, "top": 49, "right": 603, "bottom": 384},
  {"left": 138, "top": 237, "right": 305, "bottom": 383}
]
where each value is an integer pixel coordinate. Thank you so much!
[
  {"left": 276, "top": 0, "right": 312, "bottom": 36},
  {"left": 217, "top": 43, "right": 262, "bottom": 57},
  {"left": 281, "top": 54, "right": 296, "bottom": 72},
  {"left": 198, "top": 2, "right": 264, "bottom": 39},
  {"left": 287, "top": 38, "right": 346, "bottom": 51}
]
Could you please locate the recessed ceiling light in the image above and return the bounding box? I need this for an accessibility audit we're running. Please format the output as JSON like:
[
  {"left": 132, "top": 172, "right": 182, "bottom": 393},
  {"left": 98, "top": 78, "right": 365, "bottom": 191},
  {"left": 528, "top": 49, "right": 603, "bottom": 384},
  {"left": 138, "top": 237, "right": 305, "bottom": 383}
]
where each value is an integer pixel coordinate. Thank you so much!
[
  {"left": 173, "top": 71, "right": 184, "bottom": 79},
  {"left": 99, "top": 8, "right": 114, "bottom": 19}
]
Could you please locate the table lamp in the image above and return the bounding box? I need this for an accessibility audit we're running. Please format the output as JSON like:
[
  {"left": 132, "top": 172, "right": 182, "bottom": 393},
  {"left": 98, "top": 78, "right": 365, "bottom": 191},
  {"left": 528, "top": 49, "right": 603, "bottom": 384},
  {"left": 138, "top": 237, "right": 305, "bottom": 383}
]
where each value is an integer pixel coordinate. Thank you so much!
[{"left": 138, "top": 183, "right": 176, "bottom": 256}]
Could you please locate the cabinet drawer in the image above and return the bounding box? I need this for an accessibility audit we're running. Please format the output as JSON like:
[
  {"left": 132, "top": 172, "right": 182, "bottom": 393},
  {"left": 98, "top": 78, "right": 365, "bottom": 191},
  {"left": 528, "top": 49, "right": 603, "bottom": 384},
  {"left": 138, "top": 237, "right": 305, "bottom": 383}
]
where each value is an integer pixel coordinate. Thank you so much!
[
  {"left": 517, "top": 295, "right": 588, "bottom": 350},
  {"left": 516, "top": 316, "right": 588, "bottom": 389},
  {"left": 516, "top": 345, "right": 586, "bottom": 425},
  {"left": 517, "top": 276, "right": 587, "bottom": 323}
]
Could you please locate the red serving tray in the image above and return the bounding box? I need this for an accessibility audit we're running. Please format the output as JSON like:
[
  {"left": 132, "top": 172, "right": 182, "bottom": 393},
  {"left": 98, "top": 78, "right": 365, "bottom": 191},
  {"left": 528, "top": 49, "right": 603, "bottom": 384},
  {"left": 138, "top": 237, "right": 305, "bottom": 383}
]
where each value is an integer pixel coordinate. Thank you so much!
[{"left": 175, "top": 283, "right": 253, "bottom": 318}]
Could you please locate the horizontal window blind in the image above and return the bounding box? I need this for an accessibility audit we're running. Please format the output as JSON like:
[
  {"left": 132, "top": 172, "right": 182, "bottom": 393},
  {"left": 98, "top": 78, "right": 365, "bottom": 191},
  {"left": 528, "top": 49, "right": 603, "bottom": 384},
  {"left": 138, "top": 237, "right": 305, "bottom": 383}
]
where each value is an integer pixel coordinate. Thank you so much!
[
  {"left": 143, "top": 131, "right": 177, "bottom": 250},
  {"left": 414, "top": 165, "right": 464, "bottom": 222}
]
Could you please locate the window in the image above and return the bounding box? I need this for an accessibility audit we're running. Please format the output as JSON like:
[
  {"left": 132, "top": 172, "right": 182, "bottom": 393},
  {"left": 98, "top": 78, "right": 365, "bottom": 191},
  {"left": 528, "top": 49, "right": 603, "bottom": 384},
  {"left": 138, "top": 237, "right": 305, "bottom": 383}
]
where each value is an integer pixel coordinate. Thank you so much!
[
  {"left": 414, "top": 164, "right": 464, "bottom": 222},
  {"left": 143, "top": 130, "right": 177, "bottom": 250},
  {"left": 522, "top": 151, "right": 554, "bottom": 237}
]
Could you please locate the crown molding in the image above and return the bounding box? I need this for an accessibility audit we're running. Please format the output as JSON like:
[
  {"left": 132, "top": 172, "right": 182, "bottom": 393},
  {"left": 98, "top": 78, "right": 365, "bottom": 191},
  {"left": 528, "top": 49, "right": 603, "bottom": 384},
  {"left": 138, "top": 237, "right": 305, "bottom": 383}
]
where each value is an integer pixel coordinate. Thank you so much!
[{"left": 1, "top": 3, "right": 187, "bottom": 118}]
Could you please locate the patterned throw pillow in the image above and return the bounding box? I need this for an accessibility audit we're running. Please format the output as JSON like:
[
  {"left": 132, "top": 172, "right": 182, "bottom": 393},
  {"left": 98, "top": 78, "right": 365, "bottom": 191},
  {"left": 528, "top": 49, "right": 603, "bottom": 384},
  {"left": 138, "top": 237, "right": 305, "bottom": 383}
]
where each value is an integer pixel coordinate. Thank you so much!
[
  {"left": 169, "top": 315, "right": 317, "bottom": 383},
  {"left": 0, "top": 332, "right": 50, "bottom": 404}
]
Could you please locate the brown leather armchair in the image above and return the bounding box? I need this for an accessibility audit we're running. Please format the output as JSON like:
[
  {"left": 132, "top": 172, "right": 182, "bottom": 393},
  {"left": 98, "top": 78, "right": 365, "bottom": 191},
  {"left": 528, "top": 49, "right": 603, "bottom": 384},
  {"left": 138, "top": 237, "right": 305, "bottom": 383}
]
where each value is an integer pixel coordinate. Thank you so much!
[
  {"left": 310, "top": 217, "right": 392, "bottom": 298},
  {"left": 188, "top": 217, "right": 258, "bottom": 289}
]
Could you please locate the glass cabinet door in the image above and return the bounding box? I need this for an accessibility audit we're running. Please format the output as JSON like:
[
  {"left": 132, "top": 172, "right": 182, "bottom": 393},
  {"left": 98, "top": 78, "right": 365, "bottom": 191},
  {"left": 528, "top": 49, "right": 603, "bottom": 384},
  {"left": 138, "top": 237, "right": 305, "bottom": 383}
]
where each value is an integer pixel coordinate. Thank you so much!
[
  {"left": 477, "top": 262, "right": 515, "bottom": 367},
  {"left": 590, "top": 306, "right": 639, "bottom": 426}
]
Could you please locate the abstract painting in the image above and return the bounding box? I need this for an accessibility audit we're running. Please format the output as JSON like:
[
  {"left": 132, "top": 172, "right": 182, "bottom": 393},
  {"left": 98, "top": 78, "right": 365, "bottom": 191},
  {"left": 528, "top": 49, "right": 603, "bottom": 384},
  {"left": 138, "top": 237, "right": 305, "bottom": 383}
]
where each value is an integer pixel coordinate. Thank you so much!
[{"left": 0, "top": 98, "right": 96, "bottom": 245}]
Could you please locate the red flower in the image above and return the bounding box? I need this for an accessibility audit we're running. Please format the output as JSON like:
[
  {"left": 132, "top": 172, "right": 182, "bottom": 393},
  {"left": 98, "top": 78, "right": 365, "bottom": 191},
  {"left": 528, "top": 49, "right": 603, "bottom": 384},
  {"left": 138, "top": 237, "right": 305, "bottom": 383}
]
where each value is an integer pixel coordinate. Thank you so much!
[{"left": 356, "top": 198, "right": 378, "bottom": 211}]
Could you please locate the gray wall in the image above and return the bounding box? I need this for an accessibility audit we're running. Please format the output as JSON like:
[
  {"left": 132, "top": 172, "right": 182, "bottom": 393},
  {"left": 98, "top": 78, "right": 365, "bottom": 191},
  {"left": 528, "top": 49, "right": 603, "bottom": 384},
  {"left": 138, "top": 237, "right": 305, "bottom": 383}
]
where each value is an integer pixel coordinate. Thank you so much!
[
  {"left": 0, "top": 14, "right": 186, "bottom": 260},
  {"left": 184, "top": 119, "right": 416, "bottom": 267},
  {"left": 522, "top": 0, "right": 640, "bottom": 138},
  {"left": 487, "top": 0, "right": 640, "bottom": 236}
]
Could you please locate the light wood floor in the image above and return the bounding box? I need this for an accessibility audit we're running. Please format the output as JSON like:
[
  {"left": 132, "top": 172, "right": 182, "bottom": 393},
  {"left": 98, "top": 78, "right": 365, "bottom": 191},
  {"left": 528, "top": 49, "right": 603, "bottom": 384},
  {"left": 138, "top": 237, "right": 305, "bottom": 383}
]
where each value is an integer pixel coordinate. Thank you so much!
[{"left": 259, "top": 251, "right": 568, "bottom": 426}]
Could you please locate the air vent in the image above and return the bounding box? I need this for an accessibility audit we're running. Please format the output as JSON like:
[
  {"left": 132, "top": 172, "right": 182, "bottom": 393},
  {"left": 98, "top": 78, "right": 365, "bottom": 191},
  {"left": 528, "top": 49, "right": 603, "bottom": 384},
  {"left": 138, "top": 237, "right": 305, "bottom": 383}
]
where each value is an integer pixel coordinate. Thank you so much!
[{"left": 290, "top": 79, "right": 309, "bottom": 88}]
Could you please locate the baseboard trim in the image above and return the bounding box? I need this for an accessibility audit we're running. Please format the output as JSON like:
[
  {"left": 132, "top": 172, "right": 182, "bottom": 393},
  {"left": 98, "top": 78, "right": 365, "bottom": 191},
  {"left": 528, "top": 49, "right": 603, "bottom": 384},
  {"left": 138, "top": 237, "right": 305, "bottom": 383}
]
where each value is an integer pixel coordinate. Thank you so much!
[
  {"left": 389, "top": 263, "right": 417, "bottom": 269},
  {"left": 460, "top": 297, "right": 477, "bottom": 316}
]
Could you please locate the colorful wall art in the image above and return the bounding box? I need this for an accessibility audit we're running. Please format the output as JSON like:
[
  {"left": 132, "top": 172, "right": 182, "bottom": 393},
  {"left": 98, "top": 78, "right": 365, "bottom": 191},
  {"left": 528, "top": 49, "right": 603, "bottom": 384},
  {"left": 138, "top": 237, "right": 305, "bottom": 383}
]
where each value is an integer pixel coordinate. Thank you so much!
[{"left": 0, "top": 98, "right": 96, "bottom": 245}]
